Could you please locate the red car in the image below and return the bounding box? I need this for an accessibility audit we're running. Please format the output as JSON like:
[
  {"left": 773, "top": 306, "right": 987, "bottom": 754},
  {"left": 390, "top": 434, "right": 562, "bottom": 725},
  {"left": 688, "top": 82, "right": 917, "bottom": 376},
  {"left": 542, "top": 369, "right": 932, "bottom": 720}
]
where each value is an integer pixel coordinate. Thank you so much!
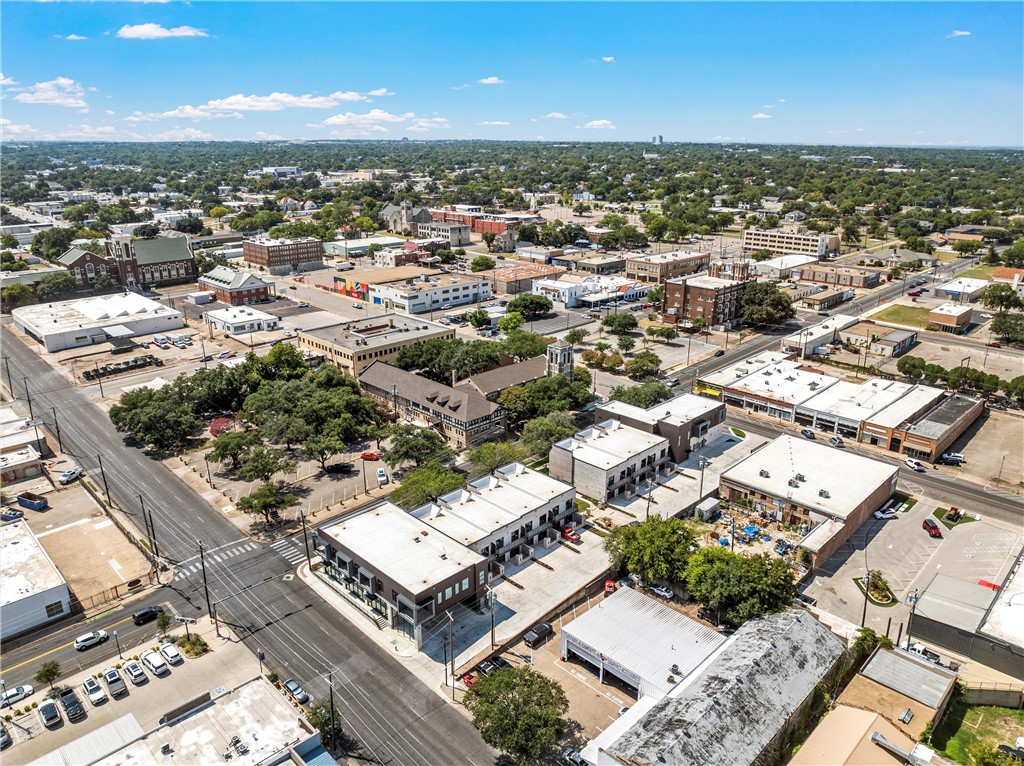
[
  {"left": 360, "top": 452, "right": 380, "bottom": 461},
  {"left": 923, "top": 518, "right": 943, "bottom": 538},
  {"left": 461, "top": 673, "right": 478, "bottom": 687},
  {"left": 604, "top": 579, "right": 616, "bottom": 596},
  {"left": 562, "top": 527, "right": 581, "bottom": 544}
]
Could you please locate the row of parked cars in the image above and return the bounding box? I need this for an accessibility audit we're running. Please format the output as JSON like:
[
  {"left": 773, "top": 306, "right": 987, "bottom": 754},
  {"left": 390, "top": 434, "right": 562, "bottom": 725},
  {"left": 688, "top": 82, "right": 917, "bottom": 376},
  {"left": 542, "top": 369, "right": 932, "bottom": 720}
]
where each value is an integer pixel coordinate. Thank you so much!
[
  {"left": 83, "top": 354, "right": 163, "bottom": 380},
  {"left": 460, "top": 654, "right": 513, "bottom": 687}
]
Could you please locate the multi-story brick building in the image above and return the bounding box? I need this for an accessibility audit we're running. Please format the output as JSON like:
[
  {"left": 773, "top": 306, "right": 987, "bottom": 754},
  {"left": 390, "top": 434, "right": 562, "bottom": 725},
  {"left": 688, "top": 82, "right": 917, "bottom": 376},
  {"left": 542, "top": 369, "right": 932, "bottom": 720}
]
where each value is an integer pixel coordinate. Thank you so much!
[
  {"left": 792, "top": 264, "right": 880, "bottom": 289},
  {"left": 624, "top": 251, "right": 710, "bottom": 284},
  {"left": 662, "top": 274, "right": 748, "bottom": 327},
  {"left": 56, "top": 246, "right": 116, "bottom": 286},
  {"left": 742, "top": 222, "right": 839, "bottom": 258},
  {"left": 242, "top": 236, "right": 323, "bottom": 275},
  {"left": 198, "top": 265, "right": 273, "bottom": 305},
  {"left": 105, "top": 235, "right": 197, "bottom": 289}
]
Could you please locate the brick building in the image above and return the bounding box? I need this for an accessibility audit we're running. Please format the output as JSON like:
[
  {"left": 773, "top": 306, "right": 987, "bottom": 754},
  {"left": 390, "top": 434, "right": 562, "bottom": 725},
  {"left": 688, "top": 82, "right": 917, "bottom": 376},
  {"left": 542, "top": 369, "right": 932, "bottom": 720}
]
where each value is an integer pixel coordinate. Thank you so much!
[
  {"left": 624, "top": 251, "right": 710, "bottom": 284},
  {"left": 742, "top": 222, "right": 839, "bottom": 258},
  {"left": 242, "top": 236, "right": 323, "bottom": 275},
  {"left": 198, "top": 265, "right": 273, "bottom": 305},
  {"left": 662, "top": 274, "right": 748, "bottom": 327},
  {"left": 56, "top": 246, "right": 115, "bottom": 286},
  {"left": 105, "top": 235, "right": 197, "bottom": 289},
  {"left": 792, "top": 264, "right": 881, "bottom": 289}
]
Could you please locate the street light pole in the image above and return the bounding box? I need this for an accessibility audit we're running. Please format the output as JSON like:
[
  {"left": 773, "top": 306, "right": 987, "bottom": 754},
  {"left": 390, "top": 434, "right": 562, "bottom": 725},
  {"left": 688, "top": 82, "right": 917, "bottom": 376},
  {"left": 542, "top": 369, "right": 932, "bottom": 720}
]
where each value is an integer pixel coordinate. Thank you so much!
[
  {"left": 113, "top": 630, "right": 122, "bottom": 659},
  {"left": 199, "top": 540, "right": 212, "bottom": 617},
  {"left": 96, "top": 454, "right": 112, "bottom": 505},
  {"left": 299, "top": 509, "right": 312, "bottom": 568}
]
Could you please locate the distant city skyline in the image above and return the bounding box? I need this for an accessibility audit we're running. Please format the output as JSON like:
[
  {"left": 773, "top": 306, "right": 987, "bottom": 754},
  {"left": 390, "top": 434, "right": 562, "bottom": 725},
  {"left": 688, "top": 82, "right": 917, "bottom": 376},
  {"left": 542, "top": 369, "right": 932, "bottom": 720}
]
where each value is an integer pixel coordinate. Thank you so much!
[{"left": 2, "top": 2, "right": 1021, "bottom": 147}]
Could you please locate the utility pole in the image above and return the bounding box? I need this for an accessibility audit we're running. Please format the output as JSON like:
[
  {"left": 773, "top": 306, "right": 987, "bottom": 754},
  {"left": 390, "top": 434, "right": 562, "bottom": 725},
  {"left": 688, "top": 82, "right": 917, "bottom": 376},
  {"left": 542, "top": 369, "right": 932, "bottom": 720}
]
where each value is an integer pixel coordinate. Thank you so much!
[
  {"left": 2, "top": 356, "right": 12, "bottom": 397},
  {"left": 140, "top": 494, "right": 161, "bottom": 583},
  {"left": 447, "top": 612, "right": 455, "bottom": 700},
  {"left": 96, "top": 454, "right": 112, "bottom": 505},
  {"left": 50, "top": 407, "right": 63, "bottom": 452},
  {"left": 199, "top": 540, "right": 212, "bottom": 617},
  {"left": 299, "top": 509, "right": 312, "bottom": 568},
  {"left": 21, "top": 377, "right": 34, "bottom": 419},
  {"left": 328, "top": 671, "right": 338, "bottom": 753},
  {"left": 94, "top": 361, "right": 105, "bottom": 397}
]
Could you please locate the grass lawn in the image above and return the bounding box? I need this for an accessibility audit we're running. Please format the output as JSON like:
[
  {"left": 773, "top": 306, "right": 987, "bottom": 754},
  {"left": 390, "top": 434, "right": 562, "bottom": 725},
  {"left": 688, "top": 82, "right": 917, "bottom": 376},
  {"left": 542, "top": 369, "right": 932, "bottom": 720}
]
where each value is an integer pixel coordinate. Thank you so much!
[
  {"left": 956, "top": 265, "right": 997, "bottom": 280},
  {"left": 936, "top": 250, "right": 960, "bottom": 263},
  {"left": 931, "top": 703, "right": 1024, "bottom": 765},
  {"left": 934, "top": 507, "right": 978, "bottom": 531},
  {"left": 730, "top": 427, "right": 746, "bottom": 438},
  {"left": 873, "top": 304, "right": 931, "bottom": 329}
]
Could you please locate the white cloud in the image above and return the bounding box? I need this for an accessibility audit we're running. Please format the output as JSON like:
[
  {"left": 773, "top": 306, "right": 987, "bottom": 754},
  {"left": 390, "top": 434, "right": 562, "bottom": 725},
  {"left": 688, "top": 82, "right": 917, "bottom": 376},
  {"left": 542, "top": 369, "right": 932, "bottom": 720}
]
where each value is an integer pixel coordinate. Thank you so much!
[
  {"left": 451, "top": 84, "right": 469, "bottom": 91},
  {"left": 529, "top": 118, "right": 538, "bottom": 123},
  {"left": 0, "top": 118, "right": 38, "bottom": 136},
  {"left": 319, "top": 109, "right": 414, "bottom": 128},
  {"left": 914, "top": 130, "right": 926, "bottom": 135},
  {"left": 104, "top": 109, "right": 116, "bottom": 115},
  {"left": 163, "top": 105, "right": 244, "bottom": 119},
  {"left": 406, "top": 117, "right": 451, "bottom": 133},
  {"left": 124, "top": 110, "right": 159, "bottom": 122},
  {"left": 777, "top": 98, "right": 786, "bottom": 103},
  {"left": 761, "top": 104, "right": 775, "bottom": 109},
  {"left": 536, "top": 135, "right": 545, "bottom": 140},
  {"left": 0, "top": 73, "right": 17, "bottom": 86},
  {"left": 146, "top": 89, "right": 389, "bottom": 121},
  {"left": 64, "top": 34, "right": 88, "bottom": 40},
  {"left": 583, "top": 119, "right": 616, "bottom": 130},
  {"left": 947, "top": 30, "right": 971, "bottom": 38},
  {"left": 116, "top": 23, "right": 209, "bottom": 39},
  {"left": 14, "top": 77, "right": 87, "bottom": 108},
  {"left": 545, "top": 112, "right": 568, "bottom": 119},
  {"left": 751, "top": 112, "right": 773, "bottom": 119},
  {"left": 251, "top": 131, "right": 283, "bottom": 140},
  {"left": 366, "top": 88, "right": 395, "bottom": 97},
  {"left": 149, "top": 127, "right": 214, "bottom": 141},
  {"left": 479, "top": 120, "right": 510, "bottom": 126},
  {"left": 477, "top": 76, "right": 504, "bottom": 85},
  {"left": 601, "top": 56, "right": 615, "bottom": 63}
]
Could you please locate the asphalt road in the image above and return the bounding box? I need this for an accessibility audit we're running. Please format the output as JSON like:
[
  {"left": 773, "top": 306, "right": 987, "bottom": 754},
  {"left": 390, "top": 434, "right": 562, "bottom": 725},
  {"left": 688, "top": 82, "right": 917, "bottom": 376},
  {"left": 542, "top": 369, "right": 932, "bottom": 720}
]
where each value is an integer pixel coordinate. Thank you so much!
[{"left": 0, "top": 322, "right": 495, "bottom": 766}]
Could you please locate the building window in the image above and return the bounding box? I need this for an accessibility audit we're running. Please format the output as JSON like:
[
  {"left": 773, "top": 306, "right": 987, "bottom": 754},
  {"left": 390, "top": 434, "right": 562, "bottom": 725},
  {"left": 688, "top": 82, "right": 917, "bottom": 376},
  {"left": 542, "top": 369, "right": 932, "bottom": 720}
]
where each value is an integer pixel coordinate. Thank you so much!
[
  {"left": 445, "top": 586, "right": 452, "bottom": 600},
  {"left": 479, "top": 571, "right": 485, "bottom": 585},
  {"left": 437, "top": 593, "right": 442, "bottom": 605},
  {"left": 45, "top": 601, "right": 65, "bottom": 618},
  {"left": 462, "top": 577, "right": 470, "bottom": 591}
]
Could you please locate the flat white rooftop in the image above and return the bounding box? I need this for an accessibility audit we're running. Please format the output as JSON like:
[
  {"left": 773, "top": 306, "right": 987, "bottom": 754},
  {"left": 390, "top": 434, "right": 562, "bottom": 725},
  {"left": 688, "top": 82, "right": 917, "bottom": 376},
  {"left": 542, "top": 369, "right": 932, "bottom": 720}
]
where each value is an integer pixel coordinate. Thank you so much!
[
  {"left": 555, "top": 420, "right": 668, "bottom": 471},
  {"left": 0, "top": 407, "right": 44, "bottom": 453},
  {"left": 721, "top": 435, "right": 898, "bottom": 520},
  {"left": 979, "top": 551, "right": 1024, "bottom": 648},
  {"left": 938, "top": 277, "right": 989, "bottom": 294},
  {"left": 320, "top": 502, "right": 483, "bottom": 595},
  {"left": 1, "top": 521, "right": 66, "bottom": 606},
  {"left": 759, "top": 253, "right": 820, "bottom": 269},
  {"left": 865, "top": 385, "right": 946, "bottom": 429},
  {"left": 410, "top": 463, "right": 573, "bottom": 547},
  {"left": 204, "top": 306, "right": 277, "bottom": 323},
  {"left": 12, "top": 292, "right": 180, "bottom": 334},
  {"left": 798, "top": 378, "right": 917, "bottom": 421},
  {"left": 722, "top": 359, "right": 840, "bottom": 406},
  {"left": 699, "top": 350, "right": 792, "bottom": 388},
  {"left": 782, "top": 315, "right": 859, "bottom": 348},
  {"left": 930, "top": 302, "right": 974, "bottom": 318},
  {"left": 599, "top": 392, "right": 720, "bottom": 428},
  {"left": 628, "top": 250, "right": 704, "bottom": 264},
  {"left": 684, "top": 275, "right": 736, "bottom": 290}
]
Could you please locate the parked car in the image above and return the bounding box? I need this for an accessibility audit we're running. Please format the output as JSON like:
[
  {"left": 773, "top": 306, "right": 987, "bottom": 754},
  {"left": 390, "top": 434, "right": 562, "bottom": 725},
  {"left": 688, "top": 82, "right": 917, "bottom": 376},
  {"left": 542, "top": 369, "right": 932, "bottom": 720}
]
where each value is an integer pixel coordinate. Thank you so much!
[
  {"left": 1, "top": 685, "right": 34, "bottom": 708},
  {"left": 124, "top": 661, "right": 147, "bottom": 685},
  {"left": 563, "top": 748, "right": 585, "bottom": 765},
  {"left": 141, "top": 650, "right": 169, "bottom": 676},
  {"left": 904, "top": 458, "right": 926, "bottom": 472},
  {"left": 604, "top": 579, "right": 617, "bottom": 596},
  {"left": 57, "top": 687, "right": 86, "bottom": 721},
  {"left": 38, "top": 700, "right": 61, "bottom": 728},
  {"left": 103, "top": 668, "right": 127, "bottom": 697},
  {"left": 460, "top": 673, "right": 479, "bottom": 687},
  {"left": 74, "top": 630, "right": 109, "bottom": 651},
  {"left": 828, "top": 437, "right": 844, "bottom": 448},
  {"left": 283, "top": 679, "right": 309, "bottom": 704},
  {"left": 325, "top": 462, "right": 355, "bottom": 474},
  {"left": 360, "top": 452, "right": 380, "bottom": 461},
  {"left": 628, "top": 572, "right": 646, "bottom": 588},
  {"left": 376, "top": 467, "right": 389, "bottom": 485},
  {"left": 874, "top": 509, "right": 899, "bottom": 520},
  {"left": 0, "top": 725, "right": 9, "bottom": 750},
  {"left": 523, "top": 622, "right": 552, "bottom": 648},
  {"left": 82, "top": 677, "right": 107, "bottom": 705},
  {"left": 132, "top": 605, "right": 164, "bottom": 625},
  {"left": 985, "top": 341, "right": 1001, "bottom": 348},
  {"left": 58, "top": 467, "right": 84, "bottom": 485},
  {"left": 491, "top": 656, "right": 512, "bottom": 670},
  {"left": 561, "top": 526, "right": 581, "bottom": 544},
  {"left": 713, "top": 349, "right": 726, "bottom": 357},
  {"left": 800, "top": 429, "right": 815, "bottom": 439},
  {"left": 159, "top": 643, "right": 184, "bottom": 665},
  {"left": 922, "top": 518, "right": 943, "bottom": 538},
  {"left": 941, "top": 452, "right": 966, "bottom": 463},
  {"left": 476, "top": 660, "right": 497, "bottom": 676},
  {"left": 651, "top": 585, "right": 675, "bottom": 599}
]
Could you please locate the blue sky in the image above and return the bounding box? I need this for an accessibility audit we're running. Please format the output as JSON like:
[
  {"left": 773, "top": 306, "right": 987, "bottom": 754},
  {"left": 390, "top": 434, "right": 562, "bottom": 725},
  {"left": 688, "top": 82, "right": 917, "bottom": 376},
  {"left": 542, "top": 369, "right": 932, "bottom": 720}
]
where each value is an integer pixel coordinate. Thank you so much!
[{"left": 2, "top": 2, "right": 1021, "bottom": 146}]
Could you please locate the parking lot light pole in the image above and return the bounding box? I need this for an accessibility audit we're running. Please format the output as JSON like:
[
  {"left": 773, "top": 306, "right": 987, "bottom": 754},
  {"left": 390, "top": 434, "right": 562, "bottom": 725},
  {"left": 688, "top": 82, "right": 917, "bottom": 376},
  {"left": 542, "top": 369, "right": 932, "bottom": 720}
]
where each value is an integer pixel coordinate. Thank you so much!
[{"left": 113, "top": 630, "right": 122, "bottom": 659}]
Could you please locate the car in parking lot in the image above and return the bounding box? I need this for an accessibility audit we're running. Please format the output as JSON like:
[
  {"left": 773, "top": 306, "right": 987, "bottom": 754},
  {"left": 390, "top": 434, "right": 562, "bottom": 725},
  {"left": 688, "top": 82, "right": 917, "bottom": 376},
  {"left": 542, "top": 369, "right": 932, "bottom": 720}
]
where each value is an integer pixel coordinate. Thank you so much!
[
  {"left": 941, "top": 452, "right": 966, "bottom": 463},
  {"left": 828, "top": 437, "right": 844, "bottom": 448},
  {"left": 563, "top": 748, "right": 585, "bottom": 765},
  {"left": 524, "top": 622, "right": 552, "bottom": 648},
  {"left": 74, "top": 630, "right": 109, "bottom": 651},
  {"left": 922, "top": 518, "right": 943, "bottom": 538},
  {"left": 124, "top": 661, "right": 147, "bottom": 685},
  {"left": 904, "top": 458, "right": 926, "bottom": 472},
  {"left": 713, "top": 349, "right": 726, "bottom": 357},
  {"left": 1, "top": 685, "right": 34, "bottom": 708},
  {"left": 800, "top": 429, "right": 815, "bottom": 439},
  {"left": 0, "top": 725, "right": 9, "bottom": 750},
  {"left": 141, "top": 650, "right": 169, "bottom": 676},
  {"left": 376, "top": 467, "right": 389, "bottom": 485},
  {"left": 59, "top": 467, "right": 84, "bottom": 485},
  {"left": 604, "top": 579, "right": 617, "bottom": 596},
  {"left": 476, "top": 660, "right": 497, "bottom": 676},
  {"left": 874, "top": 509, "right": 899, "bottom": 520},
  {"left": 460, "top": 672, "right": 479, "bottom": 687},
  {"left": 82, "top": 677, "right": 107, "bottom": 705},
  {"left": 159, "top": 642, "right": 184, "bottom": 665},
  {"left": 325, "top": 462, "right": 355, "bottom": 474},
  {"left": 562, "top": 526, "right": 581, "bottom": 543},
  {"left": 57, "top": 687, "right": 86, "bottom": 721},
  {"left": 651, "top": 585, "right": 675, "bottom": 599},
  {"left": 38, "top": 700, "right": 61, "bottom": 728},
  {"left": 491, "top": 655, "right": 512, "bottom": 670},
  {"left": 360, "top": 452, "right": 380, "bottom": 461},
  {"left": 283, "top": 679, "right": 309, "bottom": 704},
  {"left": 103, "top": 668, "right": 127, "bottom": 697},
  {"left": 132, "top": 605, "right": 164, "bottom": 625}
]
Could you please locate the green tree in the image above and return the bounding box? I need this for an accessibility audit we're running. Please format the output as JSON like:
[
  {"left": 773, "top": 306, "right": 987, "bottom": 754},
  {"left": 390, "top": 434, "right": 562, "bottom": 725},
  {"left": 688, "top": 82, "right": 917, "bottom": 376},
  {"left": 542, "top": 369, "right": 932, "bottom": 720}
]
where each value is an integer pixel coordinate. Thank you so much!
[
  {"left": 965, "top": 744, "right": 1018, "bottom": 766},
  {"left": 646, "top": 285, "right": 664, "bottom": 303},
  {"left": 109, "top": 388, "right": 201, "bottom": 452},
  {"left": 519, "top": 411, "right": 577, "bottom": 455},
  {"left": 390, "top": 464, "right": 466, "bottom": 508},
  {"left": 500, "top": 330, "right": 548, "bottom": 362},
  {"left": 0, "top": 233, "right": 19, "bottom": 249},
  {"left": 174, "top": 217, "right": 204, "bottom": 235},
  {"left": 464, "top": 666, "right": 569, "bottom": 766},
  {"left": 564, "top": 328, "right": 589, "bottom": 346},
  {"left": 237, "top": 481, "right": 298, "bottom": 524},
  {"left": 93, "top": 273, "right": 118, "bottom": 291},
  {"left": 34, "top": 660, "right": 62, "bottom": 690},
  {"left": 497, "top": 385, "right": 536, "bottom": 428},
  {"left": 30, "top": 227, "right": 77, "bottom": 260},
  {"left": 751, "top": 248, "right": 774, "bottom": 262},
  {"left": 982, "top": 283, "right": 1023, "bottom": 313},
  {"left": 601, "top": 313, "right": 639, "bottom": 334},
  {"left": 684, "top": 548, "right": 796, "bottom": 626},
  {"left": 303, "top": 433, "right": 348, "bottom": 470},
  {"left": 35, "top": 272, "right": 80, "bottom": 302},
  {"left": 468, "top": 441, "right": 527, "bottom": 474},
  {"left": 616, "top": 335, "right": 635, "bottom": 354},
  {"left": 306, "top": 702, "right": 344, "bottom": 749},
  {"left": 481, "top": 231, "right": 497, "bottom": 250},
  {"left": 991, "top": 312, "right": 1024, "bottom": 343},
  {"left": 238, "top": 445, "right": 296, "bottom": 482},
  {"left": 624, "top": 350, "right": 661, "bottom": 379},
  {"left": 1, "top": 283, "right": 33, "bottom": 311},
  {"left": 740, "top": 282, "right": 795, "bottom": 328},
  {"left": 471, "top": 255, "right": 496, "bottom": 272},
  {"left": 604, "top": 517, "right": 696, "bottom": 583},
  {"left": 498, "top": 311, "right": 526, "bottom": 334},
  {"left": 209, "top": 430, "right": 261, "bottom": 470},
  {"left": 156, "top": 611, "right": 173, "bottom": 637},
  {"left": 467, "top": 308, "right": 491, "bottom": 328},
  {"left": 952, "top": 239, "right": 984, "bottom": 255},
  {"left": 610, "top": 380, "right": 674, "bottom": 408},
  {"left": 506, "top": 293, "right": 553, "bottom": 320},
  {"left": 134, "top": 223, "right": 160, "bottom": 239},
  {"left": 209, "top": 206, "right": 230, "bottom": 218},
  {"left": 382, "top": 424, "right": 454, "bottom": 469}
]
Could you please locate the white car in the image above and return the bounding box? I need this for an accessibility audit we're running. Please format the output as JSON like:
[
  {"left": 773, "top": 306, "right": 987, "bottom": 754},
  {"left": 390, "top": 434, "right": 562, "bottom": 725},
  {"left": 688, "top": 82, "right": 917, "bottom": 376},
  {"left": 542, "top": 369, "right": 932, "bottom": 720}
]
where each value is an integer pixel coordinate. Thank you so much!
[
  {"left": 874, "top": 509, "right": 899, "bottom": 520},
  {"left": 0, "top": 685, "right": 34, "bottom": 708},
  {"left": 141, "top": 650, "right": 169, "bottom": 676},
  {"left": 651, "top": 585, "right": 675, "bottom": 599},
  {"left": 159, "top": 642, "right": 184, "bottom": 665},
  {"left": 82, "top": 677, "right": 107, "bottom": 705},
  {"left": 376, "top": 467, "right": 389, "bottom": 485},
  {"left": 124, "top": 661, "right": 147, "bottom": 685},
  {"left": 941, "top": 452, "right": 966, "bottom": 463},
  {"left": 74, "top": 630, "right": 109, "bottom": 651},
  {"left": 904, "top": 458, "right": 926, "bottom": 472}
]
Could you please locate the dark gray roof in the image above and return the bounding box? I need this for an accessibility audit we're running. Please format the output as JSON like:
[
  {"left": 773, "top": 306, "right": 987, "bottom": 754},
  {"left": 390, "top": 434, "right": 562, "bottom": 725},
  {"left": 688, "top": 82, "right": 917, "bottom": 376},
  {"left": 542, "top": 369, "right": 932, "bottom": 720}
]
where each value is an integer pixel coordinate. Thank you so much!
[
  {"left": 359, "top": 362, "right": 502, "bottom": 424},
  {"left": 861, "top": 648, "right": 957, "bottom": 709},
  {"left": 132, "top": 237, "right": 194, "bottom": 265},
  {"left": 199, "top": 265, "right": 269, "bottom": 291},
  {"left": 456, "top": 356, "right": 547, "bottom": 397},
  {"left": 907, "top": 394, "right": 980, "bottom": 439},
  {"left": 56, "top": 246, "right": 97, "bottom": 266},
  {"left": 608, "top": 610, "right": 844, "bottom": 766}
]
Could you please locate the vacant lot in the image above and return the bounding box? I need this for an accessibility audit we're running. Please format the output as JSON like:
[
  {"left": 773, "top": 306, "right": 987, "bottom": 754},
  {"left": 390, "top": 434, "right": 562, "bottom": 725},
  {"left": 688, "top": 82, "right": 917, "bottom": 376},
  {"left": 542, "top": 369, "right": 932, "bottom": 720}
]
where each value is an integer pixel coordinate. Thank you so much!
[
  {"left": 872, "top": 304, "right": 931, "bottom": 329},
  {"left": 931, "top": 703, "right": 1024, "bottom": 764},
  {"left": 956, "top": 265, "right": 998, "bottom": 280}
]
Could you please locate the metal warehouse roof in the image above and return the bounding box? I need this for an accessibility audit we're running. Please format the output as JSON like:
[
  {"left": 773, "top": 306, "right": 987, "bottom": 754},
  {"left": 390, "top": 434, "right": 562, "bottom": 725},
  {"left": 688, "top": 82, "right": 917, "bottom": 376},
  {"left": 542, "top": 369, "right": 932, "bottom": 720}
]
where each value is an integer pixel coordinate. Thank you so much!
[
  {"left": 561, "top": 586, "right": 726, "bottom": 697},
  {"left": 861, "top": 648, "right": 957, "bottom": 710}
]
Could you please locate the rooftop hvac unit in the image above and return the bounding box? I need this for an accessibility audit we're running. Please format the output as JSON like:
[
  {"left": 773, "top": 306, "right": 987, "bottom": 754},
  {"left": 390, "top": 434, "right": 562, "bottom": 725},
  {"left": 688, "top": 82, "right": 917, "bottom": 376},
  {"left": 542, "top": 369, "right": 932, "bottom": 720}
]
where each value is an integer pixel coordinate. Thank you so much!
[
  {"left": 759, "top": 469, "right": 770, "bottom": 478},
  {"left": 795, "top": 473, "right": 806, "bottom": 482},
  {"left": 818, "top": 489, "right": 830, "bottom": 498},
  {"left": 788, "top": 479, "right": 799, "bottom": 488}
]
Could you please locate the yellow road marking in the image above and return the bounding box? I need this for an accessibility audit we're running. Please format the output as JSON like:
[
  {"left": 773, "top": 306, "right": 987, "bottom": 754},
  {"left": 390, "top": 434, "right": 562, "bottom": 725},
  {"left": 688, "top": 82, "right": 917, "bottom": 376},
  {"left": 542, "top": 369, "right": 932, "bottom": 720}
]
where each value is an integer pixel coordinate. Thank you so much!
[{"left": 0, "top": 614, "right": 135, "bottom": 674}]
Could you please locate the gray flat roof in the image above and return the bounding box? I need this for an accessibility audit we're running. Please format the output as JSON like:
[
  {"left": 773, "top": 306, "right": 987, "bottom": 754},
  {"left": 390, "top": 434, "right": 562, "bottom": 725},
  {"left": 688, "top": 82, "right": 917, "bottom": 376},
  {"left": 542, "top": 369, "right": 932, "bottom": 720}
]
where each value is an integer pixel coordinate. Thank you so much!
[
  {"left": 861, "top": 648, "right": 957, "bottom": 710},
  {"left": 598, "top": 392, "right": 720, "bottom": 428},
  {"left": 915, "top": 573, "right": 996, "bottom": 632},
  {"left": 553, "top": 420, "right": 668, "bottom": 470},
  {"left": 866, "top": 385, "right": 946, "bottom": 429},
  {"left": 301, "top": 313, "right": 449, "bottom": 351},
  {"left": 1, "top": 521, "right": 67, "bottom": 607},
  {"left": 907, "top": 394, "right": 980, "bottom": 439}
]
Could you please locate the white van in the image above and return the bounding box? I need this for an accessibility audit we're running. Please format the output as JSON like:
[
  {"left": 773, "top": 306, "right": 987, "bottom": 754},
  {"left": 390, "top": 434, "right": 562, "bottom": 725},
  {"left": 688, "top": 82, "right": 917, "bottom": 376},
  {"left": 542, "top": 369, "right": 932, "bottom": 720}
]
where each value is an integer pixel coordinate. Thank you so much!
[{"left": 336, "top": 262, "right": 355, "bottom": 271}]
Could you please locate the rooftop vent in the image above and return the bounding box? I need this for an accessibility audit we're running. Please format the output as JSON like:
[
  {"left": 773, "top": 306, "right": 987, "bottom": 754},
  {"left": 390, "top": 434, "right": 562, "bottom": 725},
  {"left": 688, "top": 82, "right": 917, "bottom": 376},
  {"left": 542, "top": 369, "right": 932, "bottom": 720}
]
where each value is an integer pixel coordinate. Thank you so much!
[
  {"left": 788, "top": 479, "right": 799, "bottom": 488},
  {"left": 795, "top": 473, "right": 806, "bottom": 482},
  {"left": 759, "top": 469, "right": 770, "bottom": 478},
  {"left": 818, "top": 489, "right": 830, "bottom": 498}
]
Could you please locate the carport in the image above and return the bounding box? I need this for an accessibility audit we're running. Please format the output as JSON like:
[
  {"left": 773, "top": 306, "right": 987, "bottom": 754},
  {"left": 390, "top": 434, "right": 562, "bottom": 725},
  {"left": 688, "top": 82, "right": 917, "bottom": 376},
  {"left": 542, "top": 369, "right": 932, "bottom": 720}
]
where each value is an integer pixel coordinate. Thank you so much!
[{"left": 103, "top": 324, "right": 136, "bottom": 353}]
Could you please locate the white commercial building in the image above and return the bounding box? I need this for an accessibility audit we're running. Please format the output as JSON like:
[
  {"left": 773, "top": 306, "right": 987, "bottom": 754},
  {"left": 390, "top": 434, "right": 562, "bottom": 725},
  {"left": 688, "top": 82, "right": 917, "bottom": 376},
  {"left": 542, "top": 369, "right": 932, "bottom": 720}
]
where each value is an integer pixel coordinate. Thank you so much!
[
  {"left": 794, "top": 378, "right": 920, "bottom": 438},
  {"left": 935, "top": 277, "right": 989, "bottom": 303},
  {"left": 780, "top": 314, "right": 859, "bottom": 357},
  {"left": 1, "top": 407, "right": 47, "bottom": 455},
  {"left": 203, "top": 305, "right": 280, "bottom": 334},
  {"left": 11, "top": 293, "right": 183, "bottom": 353},
  {"left": 752, "top": 253, "right": 821, "bottom": 280},
  {"left": 560, "top": 586, "right": 726, "bottom": 699},
  {"left": 549, "top": 420, "right": 671, "bottom": 503},
  {"left": 370, "top": 273, "right": 492, "bottom": 314},
  {"left": 1, "top": 521, "right": 71, "bottom": 640},
  {"left": 533, "top": 274, "right": 648, "bottom": 308},
  {"left": 411, "top": 462, "right": 576, "bottom": 565},
  {"left": 701, "top": 354, "right": 842, "bottom": 420}
]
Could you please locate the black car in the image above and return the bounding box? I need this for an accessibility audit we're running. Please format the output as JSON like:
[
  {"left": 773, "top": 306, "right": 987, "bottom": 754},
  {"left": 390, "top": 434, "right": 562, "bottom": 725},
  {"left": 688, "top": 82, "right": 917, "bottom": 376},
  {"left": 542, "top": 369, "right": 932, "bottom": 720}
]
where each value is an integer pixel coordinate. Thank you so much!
[
  {"left": 132, "top": 605, "right": 164, "bottom": 626},
  {"left": 524, "top": 622, "right": 552, "bottom": 648},
  {"left": 476, "top": 660, "right": 497, "bottom": 676},
  {"left": 491, "top": 655, "right": 512, "bottom": 670},
  {"left": 713, "top": 350, "right": 726, "bottom": 357},
  {"left": 325, "top": 463, "right": 355, "bottom": 474},
  {"left": 57, "top": 688, "right": 85, "bottom": 722}
]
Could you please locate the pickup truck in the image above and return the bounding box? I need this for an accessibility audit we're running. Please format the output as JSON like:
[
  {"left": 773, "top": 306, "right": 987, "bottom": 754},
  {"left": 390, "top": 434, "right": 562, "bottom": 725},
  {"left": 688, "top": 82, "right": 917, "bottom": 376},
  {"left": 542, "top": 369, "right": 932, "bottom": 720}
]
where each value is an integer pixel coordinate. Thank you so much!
[
  {"left": 905, "top": 642, "right": 942, "bottom": 664},
  {"left": 57, "top": 687, "right": 86, "bottom": 721},
  {"left": 16, "top": 492, "right": 48, "bottom": 511}
]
